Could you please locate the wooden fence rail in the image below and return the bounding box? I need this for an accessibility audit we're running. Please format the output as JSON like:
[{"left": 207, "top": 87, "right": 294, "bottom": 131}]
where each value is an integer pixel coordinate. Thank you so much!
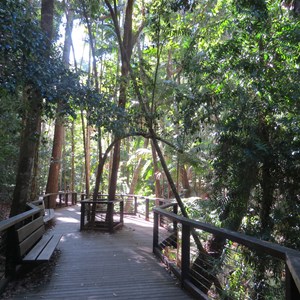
[
  {"left": 42, "top": 191, "right": 78, "bottom": 208},
  {"left": 80, "top": 199, "right": 124, "bottom": 232},
  {"left": 153, "top": 203, "right": 300, "bottom": 300},
  {"left": 80, "top": 193, "right": 170, "bottom": 221}
]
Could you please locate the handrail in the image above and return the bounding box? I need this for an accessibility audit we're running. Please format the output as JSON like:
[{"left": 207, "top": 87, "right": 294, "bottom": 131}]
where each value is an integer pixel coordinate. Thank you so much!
[
  {"left": 42, "top": 191, "right": 78, "bottom": 208},
  {"left": 81, "top": 199, "right": 124, "bottom": 204},
  {"left": 286, "top": 253, "right": 300, "bottom": 292},
  {"left": 154, "top": 206, "right": 299, "bottom": 260},
  {"left": 153, "top": 205, "right": 300, "bottom": 299},
  {"left": 83, "top": 194, "right": 172, "bottom": 221},
  {"left": 0, "top": 206, "right": 42, "bottom": 232}
]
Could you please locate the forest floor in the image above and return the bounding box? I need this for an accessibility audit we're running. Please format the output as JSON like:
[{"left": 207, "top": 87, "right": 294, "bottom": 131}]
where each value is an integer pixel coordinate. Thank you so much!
[
  {"left": 0, "top": 202, "right": 10, "bottom": 220},
  {"left": 0, "top": 202, "right": 11, "bottom": 287},
  {"left": 1, "top": 251, "right": 61, "bottom": 299}
]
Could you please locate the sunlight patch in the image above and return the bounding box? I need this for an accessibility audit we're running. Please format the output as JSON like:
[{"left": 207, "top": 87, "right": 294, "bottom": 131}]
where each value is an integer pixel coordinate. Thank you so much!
[{"left": 57, "top": 216, "right": 79, "bottom": 223}]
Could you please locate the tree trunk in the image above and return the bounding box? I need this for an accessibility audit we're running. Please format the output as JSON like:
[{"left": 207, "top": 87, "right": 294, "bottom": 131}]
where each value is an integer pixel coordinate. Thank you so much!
[
  {"left": 30, "top": 138, "right": 41, "bottom": 201},
  {"left": 10, "top": 0, "right": 54, "bottom": 216},
  {"left": 71, "top": 120, "right": 75, "bottom": 191},
  {"left": 7, "top": 0, "right": 55, "bottom": 279},
  {"left": 45, "top": 5, "right": 73, "bottom": 208},
  {"left": 151, "top": 140, "right": 162, "bottom": 201},
  {"left": 10, "top": 88, "right": 42, "bottom": 216},
  {"left": 81, "top": 111, "right": 90, "bottom": 197},
  {"left": 105, "top": 0, "right": 135, "bottom": 223},
  {"left": 45, "top": 106, "right": 65, "bottom": 207},
  {"left": 180, "top": 165, "right": 191, "bottom": 198}
]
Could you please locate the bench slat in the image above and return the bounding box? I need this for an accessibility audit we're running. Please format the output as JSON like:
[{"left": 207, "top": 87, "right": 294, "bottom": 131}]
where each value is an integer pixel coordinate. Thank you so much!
[
  {"left": 17, "top": 216, "right": 44, "bottom": 243},
  {"left": 19, "top": 225, "right": 45, "bottom": 257},
  {"left": 36, "top": 234, "right": 62, "bottom": 261},
  {"left": 22, "top": 234, "right": 52, "bottom": 261}
]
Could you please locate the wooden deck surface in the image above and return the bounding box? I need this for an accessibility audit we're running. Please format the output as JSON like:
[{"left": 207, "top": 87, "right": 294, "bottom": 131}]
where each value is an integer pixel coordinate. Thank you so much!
[{"left": 11, "top": 205, "right": 194, "bottom": 299}]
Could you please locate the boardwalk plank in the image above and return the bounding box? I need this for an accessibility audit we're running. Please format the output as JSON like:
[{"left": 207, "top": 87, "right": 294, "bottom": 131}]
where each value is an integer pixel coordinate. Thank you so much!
[{"left": 11, "top": 205, "right": 194, "bottom": 299}]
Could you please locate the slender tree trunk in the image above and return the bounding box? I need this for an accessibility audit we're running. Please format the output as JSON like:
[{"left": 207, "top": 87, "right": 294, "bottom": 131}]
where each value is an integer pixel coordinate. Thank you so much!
[
  {"left": 108, "top": 59, "right": 130, "bottom": 201},
  {"left": 45, "top": 5, "right": 73, "bottom": 207},
  {"left": 10, "top": 88, "right": 42, "bottom": 216},
  {"left": 80, "top": 0, "right": 100, "bottom": 199},
  {"left": 180, "top": 165, "right": 191, "bottom": 198},
  {"left": 81, "top": 111, "right": 90, "bottom": 197},
  {"left": 71, "top": 120, "right": 75, "bottom": 191},
  {"left": 86, "top": 125, "right": 91, "bottom": 193},
  {"left": 151, "top": 140, "right": 162, "bottom": 201},
  {"left": 104, "top": 0, "right": 135, "bottom": 223},
  {"left": 30, "top": 138, "right": 41, "bottom": 201},
  {"left": 45, "top": 108, "right": 65, "bottom": 207}
]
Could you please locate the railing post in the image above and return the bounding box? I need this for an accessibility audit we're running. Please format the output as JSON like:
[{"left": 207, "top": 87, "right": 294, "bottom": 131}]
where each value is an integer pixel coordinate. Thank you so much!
[
  {"left": 286, "top": 263, "right": 300, "bottom": 300},
  {"left": 153, "top": 211, "right": 159, "bottom": 253},
  {"left": 87, "top": 202, "right": 91, "bottom": 221},
  {"left": 80, "top": 201, "right": 85, "bottom": 231},
  {"left": 173, "top": 204, "right": 178, "bottom": 247},
  {"left": 72, "top": 192, "right": 77, "bottom": 205},
  {"left": 181, "top": 223, "right": 191, "bottom": 288},
  {"left": 109, "top": 202, "right": 114, "bottom": 233},
  {"left": 173, "top": 203, "right": 178, "bottom": 230},
  {"left": 159, "top": 200, "right": 163, "bottom": 227},
  {"left": 145, "top": 198, "right": 150, "bottom": 221},
  {"left": 134, "top": 196, "right": 138, "bottom": 215},
  {"left": 59, "top": 193, "right": 62, "bottom": 207},
  {"left": 120, "top": 200, "right": 124, "bottom": 224}
]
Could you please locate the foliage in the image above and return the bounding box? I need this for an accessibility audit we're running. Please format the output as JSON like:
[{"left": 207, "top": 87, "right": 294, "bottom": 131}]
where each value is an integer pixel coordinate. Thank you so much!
[
  {"left": 0, "top": 0, "right": 299, "bottom": 296},
  {"left": 0, "top": 92, "right": 21, "bottom": 199},
  {"left": 181, "top": 0, "right": 300, "bottom": 247}
]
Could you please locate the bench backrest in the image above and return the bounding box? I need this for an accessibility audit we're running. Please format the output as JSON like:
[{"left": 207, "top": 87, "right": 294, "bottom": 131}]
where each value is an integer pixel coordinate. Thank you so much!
[{"left": 17, "top": 216, "right": 45, "bottom": 257}]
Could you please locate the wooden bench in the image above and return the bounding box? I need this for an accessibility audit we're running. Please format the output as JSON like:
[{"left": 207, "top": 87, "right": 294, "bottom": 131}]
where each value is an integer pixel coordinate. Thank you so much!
[
  {"left": 16, "top": 214, "right": 61, "bottom": 262},
  {"left": 31, "top": 199, "right": 55, "bottom": 223}
]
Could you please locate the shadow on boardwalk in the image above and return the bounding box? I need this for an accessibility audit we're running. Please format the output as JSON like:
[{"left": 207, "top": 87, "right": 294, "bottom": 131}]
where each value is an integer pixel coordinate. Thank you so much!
[{"left": 4, "top": 205, "right": 193, "bottom": 299}]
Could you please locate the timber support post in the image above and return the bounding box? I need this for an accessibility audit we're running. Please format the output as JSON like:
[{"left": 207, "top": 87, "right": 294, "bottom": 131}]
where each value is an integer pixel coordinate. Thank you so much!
[
  {"left": 145, "top": 198, "right": 150, "bottom": 221},
  {"left": 181, "top": 223, "right": 191, "bottom": 288}
]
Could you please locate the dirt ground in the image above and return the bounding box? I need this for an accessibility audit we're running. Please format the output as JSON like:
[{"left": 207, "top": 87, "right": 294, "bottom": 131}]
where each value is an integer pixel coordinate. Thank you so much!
[
  {"left": 1, "top": 250, "right": 60, "bottom": 299},
  {"left": 0, "top": 203, "right": 11, "bottom": 221}
]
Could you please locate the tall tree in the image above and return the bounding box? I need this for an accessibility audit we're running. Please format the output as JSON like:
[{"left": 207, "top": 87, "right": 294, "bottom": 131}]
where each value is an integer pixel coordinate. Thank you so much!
[
  {"left": 10, "top": 0, "right": 54, "bottom": 216},
  {"left": 151, "top": 140, "right": 162, "bottom": 199},
  {"left": 105, "top": 0, "right": 135, "bottom": 204},
  {"left": 45, "top": 1, "right": 74, "bottom": 208}
]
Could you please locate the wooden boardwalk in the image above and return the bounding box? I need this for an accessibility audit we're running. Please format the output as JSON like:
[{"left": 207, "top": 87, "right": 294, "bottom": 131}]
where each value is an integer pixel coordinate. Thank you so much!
[{"left": 10, "top": 205, "right": 194, "bottom": 299}]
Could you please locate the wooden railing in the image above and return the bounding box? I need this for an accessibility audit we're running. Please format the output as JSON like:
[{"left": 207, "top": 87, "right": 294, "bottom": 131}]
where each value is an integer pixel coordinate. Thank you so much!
[
  {"left": 80, "top": 193, "right": 170, "bottom": 220},
  {"left": 79, "top": 194, "right": 170, "bottom": 233},
  {"left": 153, "top": 202, "right": 300, "bottom": 300},
  {"left": 2, "top": 193, "right": 298, "bottom": 299},
  {"left": 80, "top": 199, "right": 124, "bottom": 232},
  {"left": 42, "top": 191, "right": 78, "bottom": 208}
]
